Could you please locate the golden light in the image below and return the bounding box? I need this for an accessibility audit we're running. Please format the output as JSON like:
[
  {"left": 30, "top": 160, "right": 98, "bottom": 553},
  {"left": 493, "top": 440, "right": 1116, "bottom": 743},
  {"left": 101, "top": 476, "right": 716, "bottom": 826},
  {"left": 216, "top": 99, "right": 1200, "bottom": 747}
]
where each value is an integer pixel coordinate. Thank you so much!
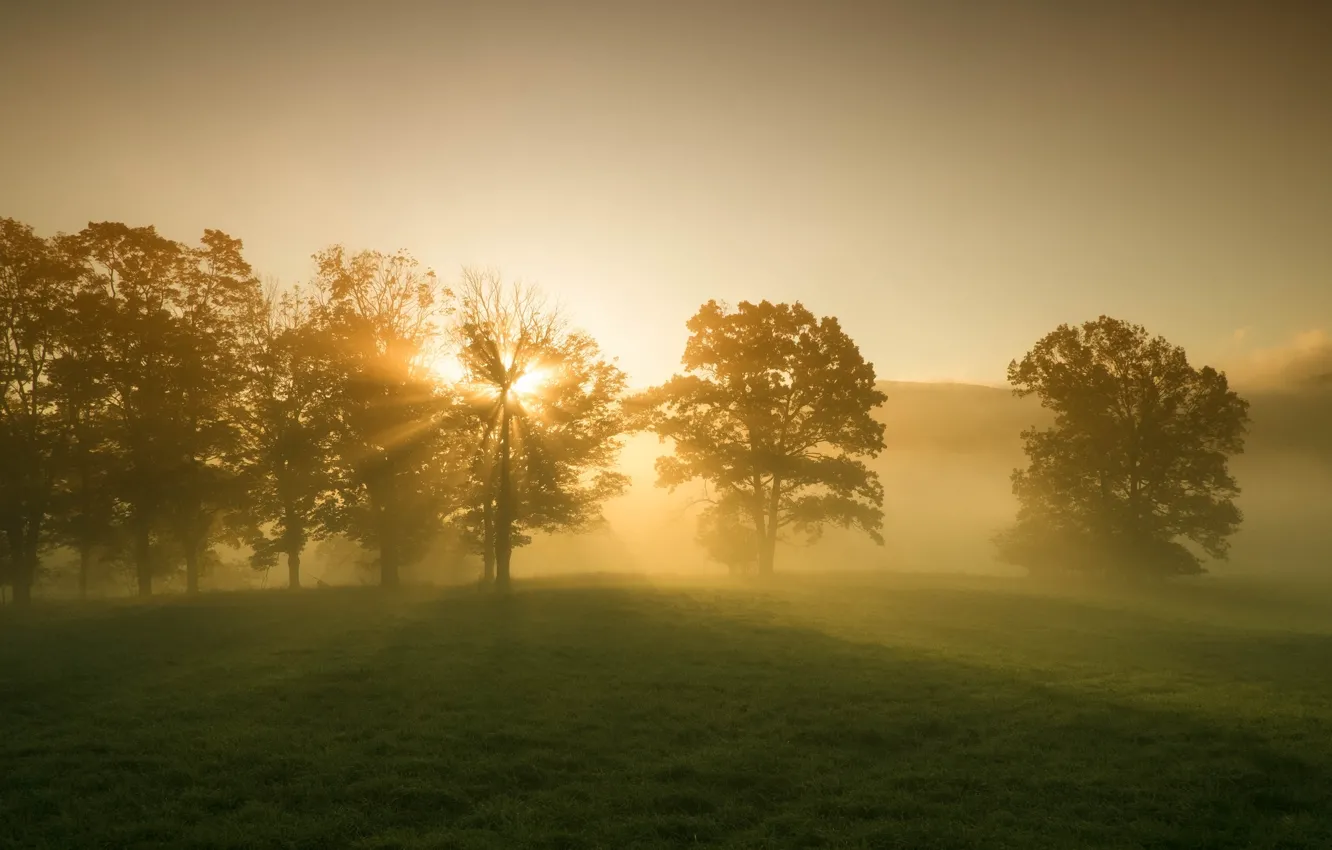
[
  {"left": 510, "top": 367, "right": 550, "bottom": 398},
  {"left": 423, "top": 352, "right": 467, "bottom": 383},
  {"left": 420, "top": 349, "right": 550, "bottom": 402}
]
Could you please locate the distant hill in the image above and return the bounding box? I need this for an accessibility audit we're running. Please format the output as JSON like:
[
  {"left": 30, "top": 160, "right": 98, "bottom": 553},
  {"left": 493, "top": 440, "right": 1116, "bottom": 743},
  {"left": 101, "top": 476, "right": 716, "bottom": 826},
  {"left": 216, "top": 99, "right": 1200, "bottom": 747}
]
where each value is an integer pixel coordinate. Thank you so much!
[
  {"left": 1243, "top": 387, "right": 1332, "bottom": 461},
  {"left": 877, "top": 381, "right": 1040, "bottom": 454},
  {"left": 875, "top": 380, "right": 1332, "bottom": 464}
]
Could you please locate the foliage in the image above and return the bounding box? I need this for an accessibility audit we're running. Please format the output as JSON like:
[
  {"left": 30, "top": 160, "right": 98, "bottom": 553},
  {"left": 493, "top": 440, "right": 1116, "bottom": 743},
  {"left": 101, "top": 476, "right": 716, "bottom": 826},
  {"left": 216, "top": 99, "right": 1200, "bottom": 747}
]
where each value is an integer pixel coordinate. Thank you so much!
[
  {"left": 998, "top": 316, "right": 1250, "bottom": 577},
  {"left": 238, "top": 283, "right": 335, "bottom": 588},
  {"left": 452, "top": 270, "right": 628, "bottom": 585},
  {"left": 44, "top": 257, "right": 123, "bottom": 597},
  {"left": 306, "top": 246, "right": 464, "bottom": 586},
  {"left": 67, "top": 222, "right": 265, "bottom": 595},
  {"left": 0, "top": 214, "right": 647, "bottom": 601},
  {"left": 636, "top": 300, "right": 886, "bottom": 573},
  {"left": 0, "top": 218, "right": 79, "bottom": 602}
]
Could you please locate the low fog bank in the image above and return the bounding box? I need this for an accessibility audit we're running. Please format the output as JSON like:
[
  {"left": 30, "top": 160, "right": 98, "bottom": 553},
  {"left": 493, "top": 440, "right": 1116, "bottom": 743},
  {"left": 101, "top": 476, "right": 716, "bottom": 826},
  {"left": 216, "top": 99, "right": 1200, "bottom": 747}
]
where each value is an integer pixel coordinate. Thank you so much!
[
  {"left": 285, "top": 378, "right": 1332, "bottom": 585},
  {"left": 552, "top": 380, "right": 1331, "bottom": 581},
  {"left": 26, "top": 381, "right": 1330, "bottom": 598}
]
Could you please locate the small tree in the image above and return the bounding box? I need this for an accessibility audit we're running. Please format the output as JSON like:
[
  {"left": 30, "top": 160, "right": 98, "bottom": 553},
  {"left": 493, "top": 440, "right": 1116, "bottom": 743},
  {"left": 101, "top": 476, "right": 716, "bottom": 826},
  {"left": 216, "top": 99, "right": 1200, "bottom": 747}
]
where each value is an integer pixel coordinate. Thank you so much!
[
  {"left": 694, "top": 492, "right": 759, "bottom": 575},
  {"left": 998, "top": 316, "right": 1250, "bottom": 578},
  {"left": 637, "top": 300, "right": 886, "bottom": 574}
]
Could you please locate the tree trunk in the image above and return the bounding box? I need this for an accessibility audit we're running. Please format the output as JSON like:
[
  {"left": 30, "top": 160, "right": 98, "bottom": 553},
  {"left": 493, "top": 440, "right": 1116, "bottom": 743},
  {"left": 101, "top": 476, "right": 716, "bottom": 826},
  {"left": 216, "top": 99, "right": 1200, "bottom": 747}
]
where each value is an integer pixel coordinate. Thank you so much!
[
  {"left": 11, "top": 546, "right": 37, "bottom": 605},
  {"left": 757, "top": 545, "right": 775, "bottom": 575},
  {"left": 752, "top": 477, "right": 773, "bottom": 576},
  {"left": 374, "top": 472, "right": 401, "bottom": 588},
  {"left": 135, "top": 522, "right": 153, "bottom": 597},
  {"left": 482, "top": 498, "right": 496, "bottom": 582},
  {"left": 185, "top": 548, "right": 200, "bottom": 594},
  {"left": 8, "top": 537, "right": 37, "bottom": 606},
  {"left": 11, "top": 574, "right": 31, "bottom": 606},
  {"left": 78, "top": 545, "right": 92, "bottom": 600},
  {"left": 760, "top": 478, "right": 782, "bottom": 575},
  {"left": 495, "top": 404, "right": 513, "bottom": 588},
  {"left": 380, "top": 515, "right": 400, "bottom": 588},
  {"left": 287, "top": 549, "right": 301, "bottom": 589},
  {"left": 380, "top": 534, "right": 400, "bottom": 588}
]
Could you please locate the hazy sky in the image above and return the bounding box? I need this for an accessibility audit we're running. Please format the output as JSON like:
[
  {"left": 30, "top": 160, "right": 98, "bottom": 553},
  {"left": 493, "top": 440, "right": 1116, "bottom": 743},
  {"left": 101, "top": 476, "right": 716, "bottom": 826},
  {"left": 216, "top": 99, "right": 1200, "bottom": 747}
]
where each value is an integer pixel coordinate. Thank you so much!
[{"left": 3, "top": 0, "right": 1330, "bottom": 386}]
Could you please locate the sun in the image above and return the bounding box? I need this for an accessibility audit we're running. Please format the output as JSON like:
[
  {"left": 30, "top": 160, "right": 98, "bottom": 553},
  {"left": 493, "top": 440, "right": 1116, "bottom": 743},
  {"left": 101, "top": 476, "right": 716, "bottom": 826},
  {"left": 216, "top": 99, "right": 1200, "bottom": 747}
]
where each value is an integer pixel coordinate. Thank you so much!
[
  {"left": 510, "top": 366, "right": 550, "bottom": 398},
  {"left": 421, "top": 351, "right": 550, "bottom": 400}
]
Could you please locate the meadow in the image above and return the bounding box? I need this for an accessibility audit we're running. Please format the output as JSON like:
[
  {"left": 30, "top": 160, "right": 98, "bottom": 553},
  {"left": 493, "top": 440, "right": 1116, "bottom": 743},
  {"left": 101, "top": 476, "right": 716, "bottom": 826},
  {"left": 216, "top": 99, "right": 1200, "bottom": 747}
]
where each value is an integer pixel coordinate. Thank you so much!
[{"left": 2, "top": 574, "right": 1330, "bottom": 849}]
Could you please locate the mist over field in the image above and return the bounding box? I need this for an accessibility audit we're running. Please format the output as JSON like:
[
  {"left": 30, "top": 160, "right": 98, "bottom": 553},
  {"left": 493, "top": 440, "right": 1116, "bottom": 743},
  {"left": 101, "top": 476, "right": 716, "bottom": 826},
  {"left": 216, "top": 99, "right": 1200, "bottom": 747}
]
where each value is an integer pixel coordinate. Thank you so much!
[
  {"left": 527, "top": 379, "right": 1332, "bottom": 582},
  {"left": 38, "top": 378, "right": 1323, "bottom": 596}
]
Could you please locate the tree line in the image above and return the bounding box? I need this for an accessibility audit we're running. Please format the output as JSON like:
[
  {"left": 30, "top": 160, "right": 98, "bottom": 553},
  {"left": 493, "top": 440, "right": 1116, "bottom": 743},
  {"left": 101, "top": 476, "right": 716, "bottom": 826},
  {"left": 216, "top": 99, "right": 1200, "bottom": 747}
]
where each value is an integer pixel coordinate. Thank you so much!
[{"left": 1, "top": 216, "right": 1251, "bottom": 605}]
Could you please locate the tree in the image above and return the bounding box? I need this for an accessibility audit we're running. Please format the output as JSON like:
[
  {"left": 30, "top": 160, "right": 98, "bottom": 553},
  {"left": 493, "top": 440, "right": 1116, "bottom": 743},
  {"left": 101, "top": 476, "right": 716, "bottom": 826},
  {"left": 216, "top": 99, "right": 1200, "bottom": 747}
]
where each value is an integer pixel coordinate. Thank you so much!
[
  {"left": 0, "top": 219, "right": 77, "bottom": 603},
  {"left": 73, "top": 222, "right": 189, "bottom": 595},
  {"left": 46, "top": 252, "right": 122, "bottom": 599},
  {"left": 693, "top": 492, "right": 759, "bottom": 575},
  {"left": 637, "top": 300, "right": 886, "bottom": 575},
  {"left": 452, "top": 271, "right": 628, "bottom": 586},
  {"left": 997, "top": 316, "right": 1250, "bottom": 578},
  {"left": 71, "top": 222, "right": 262, "bottom": 595},
  {"left": 308, "top": 246, "right": 460, "bottom": 587},
  {"left": 239, "top": 283, "right": 334, "bottom": 589},
  {"left": 163, "top": 230, "right": 265, "bottom": 593}
]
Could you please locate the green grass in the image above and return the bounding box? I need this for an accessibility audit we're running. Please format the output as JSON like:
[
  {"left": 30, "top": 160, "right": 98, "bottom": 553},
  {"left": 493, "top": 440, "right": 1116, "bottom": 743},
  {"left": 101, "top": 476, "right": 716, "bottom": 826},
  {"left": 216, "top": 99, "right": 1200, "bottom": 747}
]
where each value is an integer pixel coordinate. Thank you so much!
[{"left": 2, "top": 574, "right": 1330, "bottom": 849}]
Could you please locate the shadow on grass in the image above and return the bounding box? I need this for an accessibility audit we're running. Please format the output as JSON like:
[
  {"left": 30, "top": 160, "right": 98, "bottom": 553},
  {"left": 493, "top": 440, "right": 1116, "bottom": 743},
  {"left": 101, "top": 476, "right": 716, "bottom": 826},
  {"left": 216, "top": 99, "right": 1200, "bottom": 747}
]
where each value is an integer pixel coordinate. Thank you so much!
[{"left": 1, "top": 582, "right": 1329, "bottom": 849}]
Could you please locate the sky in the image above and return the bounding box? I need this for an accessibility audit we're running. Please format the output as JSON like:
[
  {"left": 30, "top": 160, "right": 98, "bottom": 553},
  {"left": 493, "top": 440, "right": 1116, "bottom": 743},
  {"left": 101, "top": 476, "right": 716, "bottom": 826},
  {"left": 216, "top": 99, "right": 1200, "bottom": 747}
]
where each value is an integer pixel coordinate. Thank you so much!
[{"left": 2, "top": 0, "right": 1330, "bottom": 387}]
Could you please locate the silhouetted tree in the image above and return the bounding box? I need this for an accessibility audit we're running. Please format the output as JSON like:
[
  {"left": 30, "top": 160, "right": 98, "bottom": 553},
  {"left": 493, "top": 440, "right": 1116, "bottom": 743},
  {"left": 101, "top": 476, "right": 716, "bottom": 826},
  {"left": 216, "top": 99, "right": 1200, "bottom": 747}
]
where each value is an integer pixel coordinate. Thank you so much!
[
  {"left": 694, "top": 493, "right": 758, "bottom": 575},
  {"left": 997, "top": 316, "right": 1250, "bottom": 577},
  {"left": 72, "top": 223, "right": 262, "bottom": 594},
  {"left": 308, "top": 247, "right": 460, "bottom": 587},
  {"left": 74, "top": 222, "right": 188, "bottom": 595},
  {"left": 239, "top": 283, "right": 334, "bottom": 589},
  {"left": 637, "top": 300, "right": 886, "bottom": 574},
  {"left": 0, "top": 218, "right": 78, "bottom": 604},
  {"left": 163, "top": 230, "right": 265, "bottom": 593},
  {"left": 47, "top": 258, "right": 122, "bottom": 599},
  {"left": 453, "top": 271, "right": 628, "bottom": 585}
]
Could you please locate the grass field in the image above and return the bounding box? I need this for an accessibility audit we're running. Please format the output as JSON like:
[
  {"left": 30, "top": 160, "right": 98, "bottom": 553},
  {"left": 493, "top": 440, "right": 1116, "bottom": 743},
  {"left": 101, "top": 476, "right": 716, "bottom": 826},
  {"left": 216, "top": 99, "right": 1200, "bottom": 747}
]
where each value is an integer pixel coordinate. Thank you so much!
[{"left": 2, "top": 574, "right": 1330, "bottom": 849}]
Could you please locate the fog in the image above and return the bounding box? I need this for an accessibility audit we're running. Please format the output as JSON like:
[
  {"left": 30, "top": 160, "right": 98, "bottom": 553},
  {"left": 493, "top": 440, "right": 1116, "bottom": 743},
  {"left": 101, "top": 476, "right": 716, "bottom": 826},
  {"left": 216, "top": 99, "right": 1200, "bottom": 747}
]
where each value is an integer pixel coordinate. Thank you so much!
[
  {"left": 510, "top": 380, "right": 1324, "bottom": 580},
  {"left": 41, "top": 378, "right": 1298, "bottom": 596}
]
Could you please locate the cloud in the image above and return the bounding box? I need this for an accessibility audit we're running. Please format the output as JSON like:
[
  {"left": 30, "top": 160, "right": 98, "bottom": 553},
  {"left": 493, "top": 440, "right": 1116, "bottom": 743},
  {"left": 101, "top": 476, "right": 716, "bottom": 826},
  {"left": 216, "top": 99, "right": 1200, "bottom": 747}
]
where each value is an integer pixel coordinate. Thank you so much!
[{"left": 1228, "top": 330, "right": 1332, "bottom": 389}]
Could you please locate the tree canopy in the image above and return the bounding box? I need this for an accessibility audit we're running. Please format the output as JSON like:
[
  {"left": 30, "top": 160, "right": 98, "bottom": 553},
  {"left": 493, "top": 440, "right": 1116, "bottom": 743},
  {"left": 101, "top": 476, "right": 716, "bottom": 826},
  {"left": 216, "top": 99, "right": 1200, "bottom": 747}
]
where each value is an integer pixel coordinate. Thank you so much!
[
  {"left": 0, "top": 217, "right": 636, "bottom": 603},
  {"left": 997, "top": 316, "right": 1250, "bottom": 577},
  {"left": 452, "top": 271, "right": 628, "bottom": 586},
  {"left": 305, "top": 246, "right": 463, "bottom": 588},
  {"left": 636, "top": 300, "right": 886, "bottom": 574}
]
